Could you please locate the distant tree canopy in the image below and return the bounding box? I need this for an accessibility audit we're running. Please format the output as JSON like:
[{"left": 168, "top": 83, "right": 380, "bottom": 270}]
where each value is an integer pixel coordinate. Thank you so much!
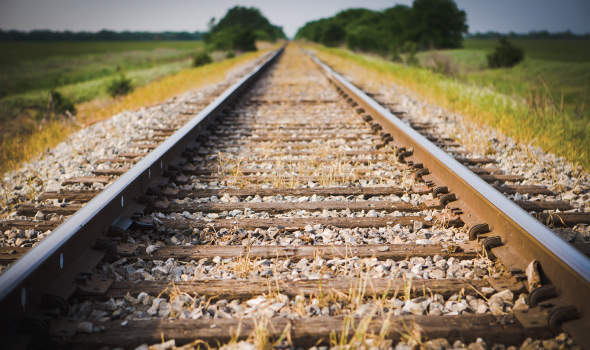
[
  {"left": 0, "top": 29, "right": 203, "bottom": 41},
  {"left": 205, "top": 6, "right": 286, "bottom": 52},
  {"left": 295, "top": 0, "right": 467, "bottom": 54}
]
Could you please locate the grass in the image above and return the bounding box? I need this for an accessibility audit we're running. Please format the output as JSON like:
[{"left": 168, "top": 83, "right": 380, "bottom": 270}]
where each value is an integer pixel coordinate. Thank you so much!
[
  {"left": 307, "top": 39, "right": 590, "bottom": 170},
  {"left": 0, "top": 41, "right": 204, "bottom": 100},
  {"left": 423, "top": 39, "right": 590, "bottom": 116},
  {"left": 0, "top": 40, "right": 207, "bottom": 173},
  {"left": 0, "top": 47, "right": 271, "bottom": 174},
  {"left": 463, "top": 38, "right": 590, "bottom": 62}
]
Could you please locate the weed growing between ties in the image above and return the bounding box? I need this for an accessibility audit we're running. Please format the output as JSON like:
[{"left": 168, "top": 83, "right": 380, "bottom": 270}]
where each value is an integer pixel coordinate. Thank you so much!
[{"left": 308, "top": 44, "right": 590, "bottom": 170}]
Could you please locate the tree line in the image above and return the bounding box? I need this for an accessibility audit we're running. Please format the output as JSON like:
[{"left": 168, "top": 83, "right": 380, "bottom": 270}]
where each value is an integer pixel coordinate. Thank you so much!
[
  {"left": 295, "top": 0, "right": 467, "bottom": 55},
  {"left": 0, "top": 29, "right": 203, "bottom": 42},
  {"left": 205, "top": 6, "right": 285, "bottom": 52},
  {"left": 468, "top": 30, "right": 590, "bottom": 40},
  {"left": 0, "top": 6, "right": 285, "bottom": 54}
]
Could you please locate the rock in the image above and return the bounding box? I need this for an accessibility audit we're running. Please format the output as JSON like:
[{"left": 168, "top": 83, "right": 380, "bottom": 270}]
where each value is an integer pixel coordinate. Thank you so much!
[
  {"left": 489, "top": 299, "right": 504, "bottom": 316},
  {"left": 514, "top": 293, "right": 529, "bottom": 310},
  {"left": 77, "top": 321, "right": 93, "bottom": 333},
  {"left": 148, "top": 339, "right": 175, "bottom": 350},
  {"left": 295, "top": 258, "right": 309, "bottom": 269},
  {"left": 147, "top": 298, "right": 165, "bottom": 316},
  {"left": 137, "top": 292, "right": 149, "bottom": 305},
  {"left": 260, "top": 269, "right": 273, "bottom": 277},
  {"left": 476, "top": 301, "right": 488, "bottom": 314},
  {"left": 526, "top": 260, "right": 541, "bottom": 290},
  {"left": 424, "top": 338, "right": 450, "bottom": 350},
  {"left": 246, "top": 296, "right": 267, "bottom": 307},
  {"left": 34, "top": 211, "right": 45, "bottom": 220},
  {"left": 467, "top": 341, "right": 486, "bottom": 350},
  {"left": 428, "top": 269, "right": 445, "bottom": 279},
  {"left": 145, "top": 245, "right": 158, "bottom": 255},
  {"left": 540, "top": 339, "right": 560, "bottom": 350},
  {"left": 481, "top": 287, "right": 495, "bottom": 294},
  {"left": 490, "top": 289, "right": 513, "bottom": 303},
  {"left": 402, "top": 299, "right": 425, "bottom": 315},
  {"left": 234, "top": 341, "right": 256, "bottom": 350}
]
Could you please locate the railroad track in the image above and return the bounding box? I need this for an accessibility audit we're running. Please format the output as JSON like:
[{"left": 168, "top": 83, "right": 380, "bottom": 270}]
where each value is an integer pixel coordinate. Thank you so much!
[{"left": 1, "top": 44, "right": 590, "bottom": 349}]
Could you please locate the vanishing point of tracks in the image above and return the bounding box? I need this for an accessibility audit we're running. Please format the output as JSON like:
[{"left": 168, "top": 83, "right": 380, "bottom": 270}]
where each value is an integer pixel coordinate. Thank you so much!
[{"left": 1, "top": 45, "right": 590, "bottom": 349}]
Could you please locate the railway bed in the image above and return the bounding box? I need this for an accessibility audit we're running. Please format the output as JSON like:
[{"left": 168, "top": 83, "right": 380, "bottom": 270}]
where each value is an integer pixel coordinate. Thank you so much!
[{"left": 1, "top": 45, "right": 590, "bottom": 349}]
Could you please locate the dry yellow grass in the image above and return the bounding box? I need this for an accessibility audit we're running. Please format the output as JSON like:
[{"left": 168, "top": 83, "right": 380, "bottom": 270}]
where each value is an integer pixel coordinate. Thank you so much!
[{"left": 1, "top": 48, "right": 274, "bottom": 175}]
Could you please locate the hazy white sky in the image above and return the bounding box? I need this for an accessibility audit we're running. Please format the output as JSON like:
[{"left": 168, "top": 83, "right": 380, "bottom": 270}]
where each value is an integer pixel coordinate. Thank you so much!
[{"left": 1, "top": 0, "right": 589, "bottom": 38}]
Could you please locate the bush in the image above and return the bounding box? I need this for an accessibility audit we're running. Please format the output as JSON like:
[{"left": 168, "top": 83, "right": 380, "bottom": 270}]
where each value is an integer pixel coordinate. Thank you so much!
[
  {"left": 402, "top": 41, "right": 419, "bottom": 66},
  {"left": 193, "top": 51, "right": 213, "bottom": 67},
  {"left": 487, "top": 38, "right": 524, "bottom": 68},
  {"left": 390, "top": 48, "right": 403, "bottom": 63},
  {"left": 49, "top": 90, "right": 76, "bottom": 116},
  {"left": 425, "top": 52, "right": 458, "bottom": 77},
  {"left": 107, "top": 68, "right": 133, "bottom": 97},
  {"left": 225, "top": 50, "right": 236, "bottom": 59}
]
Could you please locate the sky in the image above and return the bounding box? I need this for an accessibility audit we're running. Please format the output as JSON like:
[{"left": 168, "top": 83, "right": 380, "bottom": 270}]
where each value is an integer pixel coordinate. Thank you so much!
[{"left": 1, "top": 0, "right": 589, "bottom": 38}]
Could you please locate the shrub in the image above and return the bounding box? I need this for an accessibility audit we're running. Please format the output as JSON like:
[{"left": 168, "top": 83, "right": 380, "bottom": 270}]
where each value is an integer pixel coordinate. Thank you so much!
[
  {"left": 402, "top": 41, "right": 419, "bottom": 66},
  {"left": 390, "top": 45, "right": 403, "bottom": 63},
  {"left": 487, "top": 38, "right": 524, "bottom": 68},
  {"left": 49, "top": 90, "right": 76, "bottom": 116},
  {"left": 193, "top": 51, "right": 213, "bottom": 67},
  {"left": 38, "top": 90, "right": 76, "bottom": 127},
  {"left": 107, "top": 66, "right": 133, "bottom": 97},
  {"left": 425, "top": 52, "right": 458, "bottom": 77},
  {"left": 225, "top": 50, "right": 236, "bottom": 59}
]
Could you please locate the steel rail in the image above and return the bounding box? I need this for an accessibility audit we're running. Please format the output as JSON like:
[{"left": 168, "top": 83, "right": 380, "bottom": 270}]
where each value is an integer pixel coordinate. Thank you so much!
[
  {"left": 0, "top": 46, "right": 284, "bottom": 345},
  {"left": 308, "top": 51, "right": 590, "bottom": 346}
]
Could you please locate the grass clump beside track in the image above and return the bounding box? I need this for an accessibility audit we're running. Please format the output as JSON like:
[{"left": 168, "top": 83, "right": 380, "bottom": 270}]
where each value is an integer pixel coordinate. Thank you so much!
[
  {"left": 0, "top": 48, "right": 270, "bottom": 174},
  {"left": 309, "top": 40, "right": 590, "bottom": 169}
]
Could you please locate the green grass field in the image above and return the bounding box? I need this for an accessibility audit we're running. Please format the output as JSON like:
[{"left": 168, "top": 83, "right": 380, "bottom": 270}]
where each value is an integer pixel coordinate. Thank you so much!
[
  {"left": 0, "top": 42, "right": 270, "bottom": 174},
  {"left": 312, "top": 38, "right": 590, "bottom": 169},
  {"left": 0, "top": 41, "right": 204, "bottom": 100},
  {"left": 419, "top": 39, "right": 590, "bottom": 118},
  {"left": 0, "top": 40, "right": 207, "bottom": 159}
]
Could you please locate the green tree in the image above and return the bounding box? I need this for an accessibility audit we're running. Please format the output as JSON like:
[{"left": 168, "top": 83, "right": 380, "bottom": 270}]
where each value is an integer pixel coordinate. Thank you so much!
[
  {"left": 322, "top": 22, "right": 346, "bottom": 47},
  {"left": 408, "top": 0, "right": 468, "bottom": 49},
  {"left": 296, "top": 0, "right": 468, "bottom": 54},
  {"left": 206, "top": 6, "right": 285, "bottom": 52}
]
